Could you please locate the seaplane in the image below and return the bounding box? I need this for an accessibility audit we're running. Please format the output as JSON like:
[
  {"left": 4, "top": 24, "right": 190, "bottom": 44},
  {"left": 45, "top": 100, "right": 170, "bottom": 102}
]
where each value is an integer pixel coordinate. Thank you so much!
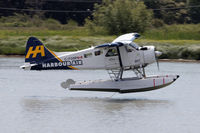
[{"left": 21, "top": 33, "right": 179, "bottom": 93}]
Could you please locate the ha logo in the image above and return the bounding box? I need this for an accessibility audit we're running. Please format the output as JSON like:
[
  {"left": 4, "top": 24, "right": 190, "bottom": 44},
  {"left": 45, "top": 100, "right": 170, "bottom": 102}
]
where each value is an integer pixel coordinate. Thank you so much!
[{"left": 25, "top": 45, "right": 45, "bottom": 59}]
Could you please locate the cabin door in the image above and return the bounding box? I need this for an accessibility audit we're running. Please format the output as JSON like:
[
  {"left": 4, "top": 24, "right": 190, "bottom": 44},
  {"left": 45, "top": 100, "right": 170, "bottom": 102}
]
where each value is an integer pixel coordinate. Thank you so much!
[
  {"left": 104, "top": 48, "right": 120, "bottom": 69},
  {"left": 119, "top": 46, "right": 131, "bottom": 67},
  {"left": 126, "top": 46, "right": 141, "bottom": 66}
]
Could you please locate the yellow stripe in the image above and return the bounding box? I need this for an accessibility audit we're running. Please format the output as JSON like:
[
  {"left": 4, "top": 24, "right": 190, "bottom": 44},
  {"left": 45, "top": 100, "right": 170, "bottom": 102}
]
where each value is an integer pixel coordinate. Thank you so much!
[
  {"left": 68, "top": 66, "right": 79, "bottom": 70},
  {"left": 47, "top": 48, "right": 78, "bottom": 70},
  {"left": 47, "top": 48, "right": 63, "bottom": 62}
]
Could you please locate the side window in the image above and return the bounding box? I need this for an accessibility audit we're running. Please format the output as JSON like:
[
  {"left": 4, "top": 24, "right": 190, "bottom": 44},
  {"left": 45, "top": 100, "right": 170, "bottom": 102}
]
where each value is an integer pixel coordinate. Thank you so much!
[
  {"left": 84, "top": 53, "right": 92, "bottom": 58},
  {"left": 105, "top": 48, "right": 118, "bottom": 57},
  {"left": 130, "top": 42, "right": 139, "bottom": 50},
  {"left": 94, "top": 50, "right": 103, "bottom": 56}
]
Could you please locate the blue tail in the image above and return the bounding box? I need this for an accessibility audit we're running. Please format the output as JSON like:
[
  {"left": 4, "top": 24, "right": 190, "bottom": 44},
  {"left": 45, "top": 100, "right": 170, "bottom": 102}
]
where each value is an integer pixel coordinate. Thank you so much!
[
  {"left": 24, "top": 37, "right": 77, "bottom": 70},
  {"left": 25, "top": 37, "right": 57, "bottom": 64}
]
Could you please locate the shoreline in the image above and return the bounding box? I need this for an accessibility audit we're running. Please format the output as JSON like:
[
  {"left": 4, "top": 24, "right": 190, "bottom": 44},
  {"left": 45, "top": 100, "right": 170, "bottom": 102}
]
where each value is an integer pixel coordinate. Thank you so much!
[
  {"left": 159, "top": 59, "right": 200, "bottom": 63},
  {"left": 0, "top": 55, "right": 24, "bottom": 58},
  {"left": 1, "top": 55, "right": 200, "bottom": 63}
]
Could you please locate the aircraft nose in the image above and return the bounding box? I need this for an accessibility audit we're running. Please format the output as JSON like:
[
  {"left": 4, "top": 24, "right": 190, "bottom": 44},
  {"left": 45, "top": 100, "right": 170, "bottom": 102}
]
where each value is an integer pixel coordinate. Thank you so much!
[{"left": 155, "top": 51, "right": 162, "bottom": 57}]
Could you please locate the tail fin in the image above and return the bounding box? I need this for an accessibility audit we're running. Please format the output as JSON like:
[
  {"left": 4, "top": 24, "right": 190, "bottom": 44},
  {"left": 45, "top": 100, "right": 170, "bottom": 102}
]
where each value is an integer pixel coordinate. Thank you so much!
[{"left": 25, "top": 37, "right": 58, "bottom": 64}]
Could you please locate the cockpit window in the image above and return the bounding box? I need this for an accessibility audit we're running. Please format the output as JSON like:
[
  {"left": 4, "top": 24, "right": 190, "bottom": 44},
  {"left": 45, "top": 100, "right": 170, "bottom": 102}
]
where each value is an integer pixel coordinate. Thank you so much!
[
  {"left": 125, "top": 46, "right": 133, "bottom": 52},
  {"left": 129, "top": 42, "right": 139, "bottom": 50},
  {"left": 105, "top": 48, "right": 118, "bottom": 57}
]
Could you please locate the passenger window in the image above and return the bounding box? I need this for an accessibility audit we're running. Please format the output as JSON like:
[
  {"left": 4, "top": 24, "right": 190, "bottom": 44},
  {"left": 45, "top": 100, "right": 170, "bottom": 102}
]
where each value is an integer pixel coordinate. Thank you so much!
[
  {"left": 105, "top": 48, "right": 118, "bottom": 57},
  {"left": 94, "top": 50, "right": 103, "bottom": 56},
  {"left": 84, "top": 53, "right": 92, "bottom": 58}
]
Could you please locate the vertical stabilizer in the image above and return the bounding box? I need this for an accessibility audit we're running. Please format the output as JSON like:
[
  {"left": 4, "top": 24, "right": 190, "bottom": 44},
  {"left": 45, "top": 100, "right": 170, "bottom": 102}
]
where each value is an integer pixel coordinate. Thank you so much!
[{"left": 25, "top": 37, "right": 57, "bottom": 63}]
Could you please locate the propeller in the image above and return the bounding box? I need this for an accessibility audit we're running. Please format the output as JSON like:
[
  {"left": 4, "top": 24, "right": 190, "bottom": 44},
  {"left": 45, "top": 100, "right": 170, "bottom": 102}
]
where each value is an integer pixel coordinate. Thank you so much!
[{"left": 154, "top": 49, "right": 162, "bottom": 71}]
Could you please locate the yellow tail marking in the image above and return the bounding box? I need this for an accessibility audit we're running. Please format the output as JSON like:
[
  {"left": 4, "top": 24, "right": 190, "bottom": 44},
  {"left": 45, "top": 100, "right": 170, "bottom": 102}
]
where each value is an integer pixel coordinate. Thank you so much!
[
  {"left": 48, "top": 48, "right": 78, "bottom": 70},
  {"left": 26, "top": 45, "right": 45, "bottom": 59},
  {"left": 47, "top": 48, "right": 63, "bottom": 62},
  {"left": 48, "top": 50, "right": 78, "bottom": 70},
  {"left": 68, "top": 66, "right": 79, "bottom": 70}
]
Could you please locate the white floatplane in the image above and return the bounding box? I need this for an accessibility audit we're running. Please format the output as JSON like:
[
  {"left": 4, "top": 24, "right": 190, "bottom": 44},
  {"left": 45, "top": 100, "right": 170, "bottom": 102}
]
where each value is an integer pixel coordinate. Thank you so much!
[{"left": 21, "top": 33, "right": 179, "bottom": 93}]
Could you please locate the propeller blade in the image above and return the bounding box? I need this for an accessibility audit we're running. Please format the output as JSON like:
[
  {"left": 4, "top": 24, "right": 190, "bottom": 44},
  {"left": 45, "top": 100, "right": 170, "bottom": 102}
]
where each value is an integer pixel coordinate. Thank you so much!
[
  {"left": 154, "top": 50, "right": 162, "bottom": 71},
  {"left": 156, "top": 57, "right": 160, "bottom": 71}
]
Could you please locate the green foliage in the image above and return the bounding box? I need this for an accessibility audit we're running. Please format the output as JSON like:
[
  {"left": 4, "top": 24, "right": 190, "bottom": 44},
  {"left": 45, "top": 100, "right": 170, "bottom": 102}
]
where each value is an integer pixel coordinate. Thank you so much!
[
  {"left": 189, "top": 0, "right": 200, "bottom": 23},
  {"left": 0, "top": 36, "right": 114, "bottom": 55},
  {"left": 0, "top": 14, "right": 43, "bottom": 27},
  {"left": 144, "top": 0, "right": 191, "bottom": 24},
  {"left": 86, "top": 0, "right": 153, "bottom": 35},
  {"left": 144, "top": 24, "right": 200, "bottom": 40},
  {"left": 152, "top": 19, "right": 165, "bottom": 28},
  {"left": 0, "top": 13, "right": 200, "bottom": 60},
  {"left": 67, "top": 20, "right": 78, "bottom": 26},
  {"left": 0, "top": 14, "right": 80, "bottom": 30},
  {"left": 136, "top": 39, "right": 200, "bottom": 59},
  {"left": 85, "top": 19, "right": 109, "bottom": 35},
  {"left": 160, "top": 1, "right": 190, "bottom": 24},
  {"left": 1, "top": 31, "right": 200, "bottom": 60},
  {"left": 43, "top": 18, "right": 62, "bottom": 30}
]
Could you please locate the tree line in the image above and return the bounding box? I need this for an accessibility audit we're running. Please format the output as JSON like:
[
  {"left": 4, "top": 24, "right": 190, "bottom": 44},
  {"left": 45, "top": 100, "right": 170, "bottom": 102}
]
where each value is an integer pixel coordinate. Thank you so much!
[
  {"left": 0, "top": 0, "right": 199, "bottom": 25},
  {"left": 144, "top": 0, "right": 200, "bottom": 24},
  {"left": 0, "top": 0, "right": 100, "bottom": 25},
  {"left": 0, "top": 0, "right": 200, "bottom": 34}
]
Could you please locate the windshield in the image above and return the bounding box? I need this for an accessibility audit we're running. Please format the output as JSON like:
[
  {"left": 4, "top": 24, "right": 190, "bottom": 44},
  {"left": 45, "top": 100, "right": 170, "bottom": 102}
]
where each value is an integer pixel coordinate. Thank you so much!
[{"left": 129, "top": 42, "right": 139, "bottom": 50}]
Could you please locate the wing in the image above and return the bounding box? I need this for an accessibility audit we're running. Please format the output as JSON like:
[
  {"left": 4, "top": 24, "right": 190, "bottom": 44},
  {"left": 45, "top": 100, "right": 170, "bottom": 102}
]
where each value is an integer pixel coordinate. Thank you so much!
[
  {"left": 112, "top": 33, "right": 140, "bottom": 44},
  {"left": 95, "top": 33, "right": 140, "bottom": 49}
]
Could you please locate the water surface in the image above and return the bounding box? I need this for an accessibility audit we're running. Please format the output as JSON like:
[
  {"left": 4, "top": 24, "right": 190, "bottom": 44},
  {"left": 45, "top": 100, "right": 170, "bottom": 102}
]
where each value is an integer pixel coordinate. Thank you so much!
[{"left": 0, "top": 57, "right": 200, "bottom": 133}]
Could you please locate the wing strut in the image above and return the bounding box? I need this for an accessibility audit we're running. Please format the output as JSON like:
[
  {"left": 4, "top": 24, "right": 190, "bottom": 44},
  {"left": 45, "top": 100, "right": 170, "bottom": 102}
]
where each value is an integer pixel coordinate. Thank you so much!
[{"left": 116, "top": 46, "right": 123, "bottom": 80}]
